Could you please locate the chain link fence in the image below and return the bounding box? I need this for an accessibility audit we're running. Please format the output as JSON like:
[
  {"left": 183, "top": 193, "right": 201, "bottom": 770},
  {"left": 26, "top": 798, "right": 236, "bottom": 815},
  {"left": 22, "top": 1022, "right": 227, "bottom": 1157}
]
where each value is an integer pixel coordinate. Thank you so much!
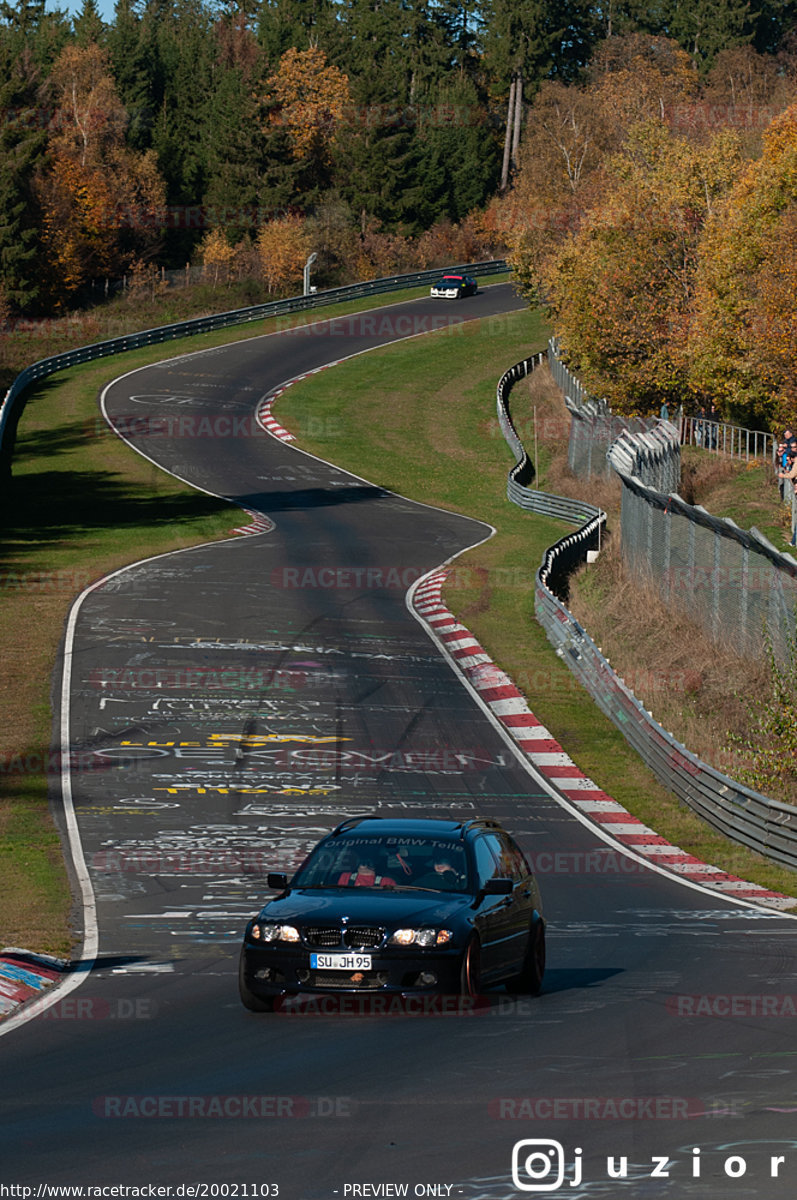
[
  {"left": 549, "top": 338, "right": 776, "bottom": 480},
  {"left": 547, "top": 338, "right": 665, "bottom": 480},
  {"left": 498, "top": 351, "right": 797, "bottom": 870},
  {"left": 547, "top": 338, "right": 796, "bottom": 663},
  {"left": 611, "top": 471, "right": 797, "bottom": 662}
]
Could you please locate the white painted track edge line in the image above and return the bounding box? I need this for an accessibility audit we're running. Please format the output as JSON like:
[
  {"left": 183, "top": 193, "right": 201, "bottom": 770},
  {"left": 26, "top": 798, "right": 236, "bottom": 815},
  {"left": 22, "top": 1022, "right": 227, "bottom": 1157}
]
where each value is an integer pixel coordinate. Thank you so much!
[
  {"left": 405, "top": 568, "right": 797, "bottom": 920},
  {"left": 0, "top": 533, "right": 273, "bottom": 1037}
]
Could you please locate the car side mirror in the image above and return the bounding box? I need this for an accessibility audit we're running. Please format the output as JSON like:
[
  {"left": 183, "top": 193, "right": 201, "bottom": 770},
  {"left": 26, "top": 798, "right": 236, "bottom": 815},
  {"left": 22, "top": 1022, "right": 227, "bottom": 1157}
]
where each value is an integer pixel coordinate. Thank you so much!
[
  {"left": 267, "top": 872, "right": 289, "bottom": 890},
  {"left": 483, "top": 877, "right": 513, "bottom": 895}
]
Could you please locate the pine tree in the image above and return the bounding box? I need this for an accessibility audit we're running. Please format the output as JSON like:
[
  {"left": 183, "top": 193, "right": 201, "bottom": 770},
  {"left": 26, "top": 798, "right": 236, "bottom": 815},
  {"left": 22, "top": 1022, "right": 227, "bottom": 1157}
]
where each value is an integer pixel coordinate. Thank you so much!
[
  {"left": 0, "top": 51, "right": 47, "bottom": 311},
  {"left": 662, "top": 0, "right": 755, "bottom": 72},
  {"left": 148, "top": 0, "right": 216, "bottom": 257},
  {"left": 256, "top": 0, "right": 338, "bottom": 63},
  {"left": 203, "top": 7, "right": 270, "bottom": 238},
  {"left": 482, "top": 0, "right": 596, "bottom": 191},
  {"left": 0, "top": 0, "right": 71, "bottom": 70},
  {"left": 107, "top": 0, "right": 152, "bottom": 149},
  {"left": 73, "top": 0, "right": 105, "bottom": 46}
]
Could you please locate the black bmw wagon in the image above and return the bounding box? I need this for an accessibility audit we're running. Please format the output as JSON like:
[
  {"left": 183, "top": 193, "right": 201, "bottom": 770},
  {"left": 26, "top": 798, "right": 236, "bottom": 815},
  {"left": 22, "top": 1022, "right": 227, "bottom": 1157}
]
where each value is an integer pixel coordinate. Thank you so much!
[{"left": 239, "top": 816, "right": 545, "bottom": 1010}]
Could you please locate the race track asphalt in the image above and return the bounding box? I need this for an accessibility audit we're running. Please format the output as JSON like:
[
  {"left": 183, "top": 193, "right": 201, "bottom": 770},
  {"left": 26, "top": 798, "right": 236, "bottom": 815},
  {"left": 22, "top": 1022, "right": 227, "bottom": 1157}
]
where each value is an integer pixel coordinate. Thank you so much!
[{"left": 2, "top": 284, "right": 797, "bottom": 1199}]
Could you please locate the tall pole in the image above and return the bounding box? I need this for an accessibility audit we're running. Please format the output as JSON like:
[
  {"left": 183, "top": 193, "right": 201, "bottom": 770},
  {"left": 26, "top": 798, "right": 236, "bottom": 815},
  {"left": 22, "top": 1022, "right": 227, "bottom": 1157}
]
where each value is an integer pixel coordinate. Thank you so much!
[
  {"left": 303, "top": 252, "right": 318, "bottom": 296},
  {"left": 500, "top": 74, "right": 517, "bottom": 192}
]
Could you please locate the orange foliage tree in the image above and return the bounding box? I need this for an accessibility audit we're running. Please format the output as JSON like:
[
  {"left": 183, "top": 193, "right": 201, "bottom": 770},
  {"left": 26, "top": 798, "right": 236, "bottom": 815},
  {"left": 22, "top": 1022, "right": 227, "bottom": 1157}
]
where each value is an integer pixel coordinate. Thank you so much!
[
  {"left": 256, "top": 212, "right": 312, "bottom": 293},
  {"left": 37, "top": 43, "right": 165, "bottom": 302},
  {"left": 496, "top": 36, "right": 698, "bottom": 302},
  {"left": 689, "top": 102, "right": 797, "bottom": 428},
  {"left": 267, "top": 46, "right": 351, "bottom": 164},
  {"left": 199, "top": 228, "right": 236, "bottom": 285},
  {"left": 545, "top": 121, "right": 741, "bottom": 414}
]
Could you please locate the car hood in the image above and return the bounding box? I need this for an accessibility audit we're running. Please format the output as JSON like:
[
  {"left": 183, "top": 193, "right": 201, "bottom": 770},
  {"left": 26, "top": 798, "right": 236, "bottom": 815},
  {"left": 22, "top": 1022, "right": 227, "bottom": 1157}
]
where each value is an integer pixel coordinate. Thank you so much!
[{"left": 258, "top": 888, "right": 471, "bottom": 927}]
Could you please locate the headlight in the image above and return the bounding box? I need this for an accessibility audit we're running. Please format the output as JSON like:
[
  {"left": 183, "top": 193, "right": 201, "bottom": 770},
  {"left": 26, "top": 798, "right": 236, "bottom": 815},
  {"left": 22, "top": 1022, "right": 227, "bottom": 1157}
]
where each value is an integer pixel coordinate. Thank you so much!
[
  {"left": 251, "top": 923, "right": 300, "bottom": 943},
  {"left": 389, "top": 928, "right": 453, "bottom": 947}
]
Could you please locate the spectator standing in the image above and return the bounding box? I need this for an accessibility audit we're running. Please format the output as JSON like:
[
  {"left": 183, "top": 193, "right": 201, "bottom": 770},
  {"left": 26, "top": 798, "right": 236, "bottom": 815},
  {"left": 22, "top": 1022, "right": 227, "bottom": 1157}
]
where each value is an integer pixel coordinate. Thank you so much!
[
  {"left": 778, "top": 430, "right": 797, "bottom": 502},
  {"left": 778, "top": 452, "right": 797, "bottom": 546}
]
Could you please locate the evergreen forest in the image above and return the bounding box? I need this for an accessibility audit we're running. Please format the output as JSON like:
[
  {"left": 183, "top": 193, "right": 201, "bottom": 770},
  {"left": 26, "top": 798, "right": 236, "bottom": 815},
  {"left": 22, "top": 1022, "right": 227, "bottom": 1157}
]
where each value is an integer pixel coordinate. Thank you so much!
[{"left": 2, "top": 0, "right": 797, "bottom": 426}]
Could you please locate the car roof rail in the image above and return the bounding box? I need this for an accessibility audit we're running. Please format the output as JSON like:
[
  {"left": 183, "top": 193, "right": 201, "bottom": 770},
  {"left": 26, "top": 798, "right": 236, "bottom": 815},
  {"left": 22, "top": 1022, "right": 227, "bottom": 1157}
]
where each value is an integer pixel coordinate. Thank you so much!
[
  {"left": 458, "top": 817, "right": 502, "bottom": 838},
  {"left": 331, "top": 815, "right": 383, "bottom": 835}
]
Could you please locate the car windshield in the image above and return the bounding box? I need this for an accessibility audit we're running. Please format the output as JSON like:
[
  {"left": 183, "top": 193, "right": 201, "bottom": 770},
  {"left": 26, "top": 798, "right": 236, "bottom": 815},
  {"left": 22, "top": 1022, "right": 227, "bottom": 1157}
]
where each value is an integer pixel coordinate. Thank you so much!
[
  {"left": 442, "top": 277, "right": 462, "bottom": 282},
  {"left": 292, "top": 836, "right": 470, "bottom": 892}
]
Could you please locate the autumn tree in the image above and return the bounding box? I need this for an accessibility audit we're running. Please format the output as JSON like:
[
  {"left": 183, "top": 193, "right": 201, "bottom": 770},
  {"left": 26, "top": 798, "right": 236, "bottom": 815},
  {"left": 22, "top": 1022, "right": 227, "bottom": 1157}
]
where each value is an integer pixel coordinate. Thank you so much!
[
  {"left": 48, "top": 42, "right": 127, "bottom": 164},
  {"left": 255, "top": 212, "right": 312, "bottom": 293},
  {"left": 499, "top": 36, "right": 697, "bottom": 301},
  {"left": 697, "top": 44, "right": 796, "bottom": 152},
  {"left": 267, "top": 43, "right": 350, "bottom": 161},
  {"left": 37, "top": 41, "right": 165, "bottom": 303},
  {"left": 197, "top": 226, "right": 235, "bottom": 285},
  {"left": 755, "top": 207, "right": 797, "bottom": 422},
  {"left": 690, "top": 102, "right": 797, "bottom": 428},
  {"left": 546, "top": 120, "right": 742, "bottom": 414}
]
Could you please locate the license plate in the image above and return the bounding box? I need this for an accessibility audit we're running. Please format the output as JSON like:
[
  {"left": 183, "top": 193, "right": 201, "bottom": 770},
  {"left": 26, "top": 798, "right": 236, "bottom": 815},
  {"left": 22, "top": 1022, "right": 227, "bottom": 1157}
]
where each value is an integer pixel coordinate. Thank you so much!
[{"left": 311, "top": 953, "right": 372, "bottom": 971}]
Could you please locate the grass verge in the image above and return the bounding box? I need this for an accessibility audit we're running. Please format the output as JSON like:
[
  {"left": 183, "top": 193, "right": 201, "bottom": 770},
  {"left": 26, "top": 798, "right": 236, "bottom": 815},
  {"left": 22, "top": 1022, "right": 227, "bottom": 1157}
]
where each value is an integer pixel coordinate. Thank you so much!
[
  {"left": 275, "top": 317, "right": 797, "bottom": 903},
  {"left": 0, "top": 275, "right": 508, "bottom": 955}
]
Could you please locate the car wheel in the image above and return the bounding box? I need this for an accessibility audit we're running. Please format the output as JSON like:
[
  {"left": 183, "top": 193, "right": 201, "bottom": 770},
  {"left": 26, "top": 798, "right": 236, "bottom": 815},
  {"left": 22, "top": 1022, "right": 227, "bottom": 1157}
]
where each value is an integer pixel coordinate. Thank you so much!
[
  {"left": 459, "top": 936, "right": 482, "bottom": 997},
  {"left": 508, "top": 919, "right": 545, "bottom": 996},
  {"left": 238, "top": 947, "right": 275, "bottom": 1012}
]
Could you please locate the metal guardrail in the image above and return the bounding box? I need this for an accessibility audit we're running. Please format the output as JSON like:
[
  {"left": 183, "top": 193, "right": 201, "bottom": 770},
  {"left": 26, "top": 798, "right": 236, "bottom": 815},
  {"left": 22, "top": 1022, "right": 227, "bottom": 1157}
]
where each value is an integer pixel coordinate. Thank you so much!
[
  {"left": 0, "top": 259, "right": 508, "bottom": 483},
  {"left": 607, "top": 422, "right": 681, "bottom": 494},
  {"left": 497, "top": 353, "right": 604, "bottom": 528},
  {"left": 548, "top": 337, "right": 776, "bottom": 472},
  {"left": 497, "top": 351, "right": 797, "bottom": 871},
  {"left": 607, "top": 436, "right": 797, "bottom": 663},
  {"left": 680, "top": 413, "right": 774, "bottom": 463}
]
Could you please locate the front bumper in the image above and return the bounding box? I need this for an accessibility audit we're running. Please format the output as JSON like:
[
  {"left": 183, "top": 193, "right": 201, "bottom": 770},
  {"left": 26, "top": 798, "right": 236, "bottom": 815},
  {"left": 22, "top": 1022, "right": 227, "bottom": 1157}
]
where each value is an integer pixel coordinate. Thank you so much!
[{"left": 241, "top": 941, "right": 464, "bottom": 1000}]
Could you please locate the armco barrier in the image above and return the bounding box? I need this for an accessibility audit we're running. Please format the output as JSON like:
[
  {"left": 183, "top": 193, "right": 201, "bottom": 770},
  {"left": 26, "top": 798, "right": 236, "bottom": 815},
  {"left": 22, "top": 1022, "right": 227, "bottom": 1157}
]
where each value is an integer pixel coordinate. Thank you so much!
[
  {"left": 607, "top": 444, "right": 797, "bottom": 665},
  {"left": 498, "top": 352, "right": 797, "bottom": 870},
  {"left": 0, "top": 259, "right": 507, "bottom": 486}
]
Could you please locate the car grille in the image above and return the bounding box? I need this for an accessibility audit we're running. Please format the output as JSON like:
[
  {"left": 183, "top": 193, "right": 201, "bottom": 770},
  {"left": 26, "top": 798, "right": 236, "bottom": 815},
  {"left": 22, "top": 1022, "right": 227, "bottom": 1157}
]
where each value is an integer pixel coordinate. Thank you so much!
[
  {"left": 303, "top": 927, "right": 342, "bottom": 948},
  {"left": 345, "top": 926, "right": 385, "bottom": 949},
  {"left": 302, "top": 925, "right": 385, "bottom": 949}
]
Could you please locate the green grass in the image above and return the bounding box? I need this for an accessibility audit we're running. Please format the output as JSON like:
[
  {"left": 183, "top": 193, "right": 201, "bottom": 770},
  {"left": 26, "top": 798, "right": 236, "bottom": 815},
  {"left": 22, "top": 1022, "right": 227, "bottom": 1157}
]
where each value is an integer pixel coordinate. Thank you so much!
[
  {"left": 0, "top": 274, "right": 508, "bottom": 955},
  {"left": 4, "top": 272, "right": 795, "bottom": 957},
  {"left": 276, "top": 313, "right": 797, "bottom": 905}
]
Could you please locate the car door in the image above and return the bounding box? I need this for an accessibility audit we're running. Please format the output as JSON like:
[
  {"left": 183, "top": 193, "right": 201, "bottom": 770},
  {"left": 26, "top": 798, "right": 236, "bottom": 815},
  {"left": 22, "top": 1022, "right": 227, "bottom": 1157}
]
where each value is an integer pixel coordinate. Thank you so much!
[
  {"left": 493, "top": 831, "right": 537, "bottom": 976},
  {"left": 471, "top": 834, "right": 516, "bottom": 981}
]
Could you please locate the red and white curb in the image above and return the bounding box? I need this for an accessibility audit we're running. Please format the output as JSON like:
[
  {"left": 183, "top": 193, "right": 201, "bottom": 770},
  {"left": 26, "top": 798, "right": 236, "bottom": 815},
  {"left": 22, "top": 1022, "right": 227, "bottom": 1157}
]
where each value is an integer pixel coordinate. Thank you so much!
[
  {"left": 242, "top": 365, "right": 344, "bottom": 534},
  {"left": 256, "top": 394, "right": 295, "bottom": 443},
  {"left": 232, "top": 507, "right": 275, "bottom": 537},
  {"left": 0, "top": 949, "right": 66, "bottom": 1018},
  {"left": 255, "top": 358, "right": 350, "bottom": 445},
  {"left": 412, "top": 570, "right": 795, "bottom": 912}
]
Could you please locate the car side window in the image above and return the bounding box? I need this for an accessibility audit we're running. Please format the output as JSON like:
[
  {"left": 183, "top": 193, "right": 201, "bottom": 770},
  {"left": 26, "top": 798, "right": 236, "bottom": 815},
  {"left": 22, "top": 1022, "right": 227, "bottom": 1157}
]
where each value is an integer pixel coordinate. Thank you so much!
[
  {"left": 483, "top": 832, "right": 516, "bottom": 882},
  {"left": 495, "top": 832, "right": 530, "bottom": 883},
  {"left": 472, "top": 835, "right": 502, "bottom": 888}
]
